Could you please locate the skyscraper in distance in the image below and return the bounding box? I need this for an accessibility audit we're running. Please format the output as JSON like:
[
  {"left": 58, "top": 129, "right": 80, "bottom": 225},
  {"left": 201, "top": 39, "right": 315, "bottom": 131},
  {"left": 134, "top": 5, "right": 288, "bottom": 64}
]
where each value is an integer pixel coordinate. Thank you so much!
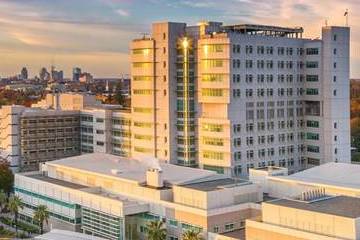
[
  {"left": 39, "top": 67, "right": 50, "bottom": 81},
  {"left": 73, "top": 67, "right": 82, "bottom": 82},
  {"left": 20, "top": 67, "right": 28, "bottom": 80}
]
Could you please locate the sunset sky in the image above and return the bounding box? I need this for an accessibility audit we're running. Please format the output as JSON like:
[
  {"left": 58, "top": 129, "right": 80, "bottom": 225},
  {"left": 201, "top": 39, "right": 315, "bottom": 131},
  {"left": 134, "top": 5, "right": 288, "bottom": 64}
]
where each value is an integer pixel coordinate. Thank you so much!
[{"left": 0, "top": 0, "right": 359, "bottom": 78}]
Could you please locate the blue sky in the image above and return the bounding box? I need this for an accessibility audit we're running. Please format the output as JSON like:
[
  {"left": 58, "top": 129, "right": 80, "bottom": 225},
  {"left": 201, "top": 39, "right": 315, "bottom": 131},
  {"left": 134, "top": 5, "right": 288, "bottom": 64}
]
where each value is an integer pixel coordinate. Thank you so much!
[{"left": 0, "top": 0, "right": 359, "bottom": 78}]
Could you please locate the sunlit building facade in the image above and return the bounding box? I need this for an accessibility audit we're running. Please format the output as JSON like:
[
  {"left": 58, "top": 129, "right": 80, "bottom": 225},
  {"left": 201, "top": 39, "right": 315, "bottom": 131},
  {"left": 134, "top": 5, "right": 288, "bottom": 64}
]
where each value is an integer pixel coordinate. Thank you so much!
[
  {"left": 130, "top": 22, "right": 350, "bottom": 176},
  {"left": 0, "top": 94, "right": 131, "bottom": 170},
  {"left": 0, "top": 105, "right": 81, "bottom": 171},
  {"left": 15, "top": 153, "right": 261, "bottom": 240},
  {"left": 246, "top": 194, "right": 360, "bottom": 240}
]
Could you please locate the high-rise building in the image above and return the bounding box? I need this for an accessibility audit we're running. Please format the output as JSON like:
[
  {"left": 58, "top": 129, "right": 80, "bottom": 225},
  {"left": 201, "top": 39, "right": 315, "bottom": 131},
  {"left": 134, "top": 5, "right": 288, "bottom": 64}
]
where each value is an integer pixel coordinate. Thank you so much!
[
  {"left": 130, "top": 21, "right": 351, "bottom": 176},
  {"left": 50, "top": 66, "right": 64, "bottom": 82},
  {"left": 20, "top": 67, "right": 28, "bottom": 80},
  {"left": 73, "top": 67, "right": 82, "bottom": 82},
  {"left": 79, "top": 73, "right": 94, "bottom": 84},
  {"left": 39, "top": 67, "right": 50, "bottom": 81}
]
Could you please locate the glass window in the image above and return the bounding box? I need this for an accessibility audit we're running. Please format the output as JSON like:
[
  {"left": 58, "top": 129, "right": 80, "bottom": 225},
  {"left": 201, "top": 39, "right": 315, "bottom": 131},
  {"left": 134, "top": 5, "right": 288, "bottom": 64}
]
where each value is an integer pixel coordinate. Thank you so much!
[
  {"left": 306, "top": 61, "right": 319, "bottom": 68},
  {"left": 96, "top": 118, "right": 104, "bottom": 123},
  {"left": 306, "top": 48, "right": 319, "bottom": 55},
  {"left": 202, "top": 74, "right": 225, "bottom": 82},
  {"left": 202, "top": 88, "right": 223, "bottom": 97},
  {"left": 203, "top": 151, "right": 224, "bottom": 160},
  {"left": 203, "top": 59, "right": 224, "bottom": 68}
]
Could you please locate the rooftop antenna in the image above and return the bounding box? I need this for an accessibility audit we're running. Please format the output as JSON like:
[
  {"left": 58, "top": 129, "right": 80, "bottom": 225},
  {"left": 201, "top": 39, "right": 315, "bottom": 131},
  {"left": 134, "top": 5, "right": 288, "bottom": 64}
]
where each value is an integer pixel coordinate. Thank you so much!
[
  {"left": 141, "top": 33, "right": 149, "bottom": 40},
  {"left": 344, "top": 9, "right": 349, "bottom": 27}
]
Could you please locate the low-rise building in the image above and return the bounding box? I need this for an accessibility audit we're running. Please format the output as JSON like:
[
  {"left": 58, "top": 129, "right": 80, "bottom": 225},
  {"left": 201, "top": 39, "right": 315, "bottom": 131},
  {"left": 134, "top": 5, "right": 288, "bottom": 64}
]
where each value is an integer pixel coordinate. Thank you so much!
[
  {"left": 35, "top": 229, "right": 106, "bottom": 240},
  {"left": 5, "top": 83, "right": 44, "bottom": 93},
  {"left": 254, "top": 162, "right": 360, "bottom": 198},
  {"left": 33, "top": 93, "right": 99, "bottom": 110},
  {"left": 0, "top": 105, "right": 81, "bottom": 170},
  {"left": 19, "top": 109, "right": 80, "bottom": 171},
  {"left": 246, "top": 194, "right": 360, "bottom": 240},
  {"left": 249, "top": 166, "right": 288, "bottom": 194},
  {"left": 15, "top": 153, "right": 262, "bottom": 240},
  {"left": 0, "top": 93, "right": 131, "bottom": 170}
]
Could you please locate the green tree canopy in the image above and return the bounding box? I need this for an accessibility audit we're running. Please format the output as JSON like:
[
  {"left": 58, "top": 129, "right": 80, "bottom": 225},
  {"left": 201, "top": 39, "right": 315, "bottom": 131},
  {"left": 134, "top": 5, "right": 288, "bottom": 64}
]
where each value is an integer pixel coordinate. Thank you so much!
[
  {"left": 33, "top": 205, "right": 49, "bottom": 234},
  {"left": 0, "top": 190, "right": 7, "bottom": 212},
  {"left": 182, "top": 229, "right": 204, "bottom": 240},
  {"left": 146, "top": 221, "right": 166, "bottom": 240},
  {"left": 0, "top": 162, "right": 14, "bottom": 195},
  {"left": 8, "top": 195, "right": 23, "bottom": 235}
]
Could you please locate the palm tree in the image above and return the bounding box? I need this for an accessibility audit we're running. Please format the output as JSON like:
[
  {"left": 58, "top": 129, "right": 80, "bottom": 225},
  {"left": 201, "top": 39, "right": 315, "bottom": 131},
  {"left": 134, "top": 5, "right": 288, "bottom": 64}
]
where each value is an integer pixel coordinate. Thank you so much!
[
  {"left": 146, "top": 220, "right": 166, "bottom": 240},
  {"left": 182, "top": 229, "right": 204, "bottom": 240},
  {"left": 0, "top": 190, "right": 7, "bottom": 213},
  {"left": 7, "top": 195, "right": 23, "bottom": 236},
  {"left": 33, "top": 205, "right": 49, "bottom": 234}
]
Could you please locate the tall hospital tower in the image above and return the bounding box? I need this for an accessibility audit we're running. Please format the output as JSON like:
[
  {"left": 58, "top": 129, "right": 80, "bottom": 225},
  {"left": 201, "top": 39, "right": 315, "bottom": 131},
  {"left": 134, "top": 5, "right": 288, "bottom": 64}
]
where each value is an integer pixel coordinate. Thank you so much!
[{"left": 130, "top": 21, "right": 350, "bottom": 176}]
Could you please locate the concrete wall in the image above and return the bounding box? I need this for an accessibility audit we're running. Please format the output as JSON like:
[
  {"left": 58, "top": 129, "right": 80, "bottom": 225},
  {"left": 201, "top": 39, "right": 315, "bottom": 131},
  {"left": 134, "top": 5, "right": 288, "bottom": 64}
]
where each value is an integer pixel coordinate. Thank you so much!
[
  {"left": 262, "top": 202, "right": 357, "bottom": 239},
  {"left": 246, "top": 219, "right": 350, "bottom": 240},
  {"left": 267, "top": 177, "right": 360, "bottom": 199},
  {"left": 173, "top": 183, "right": 262, "bottom": 210},
  {"left": 0, "top": 105, "right": 24, "bottom": 169},
  {"left": 321, "top": 27, "right": 351, "bottom": 164}
]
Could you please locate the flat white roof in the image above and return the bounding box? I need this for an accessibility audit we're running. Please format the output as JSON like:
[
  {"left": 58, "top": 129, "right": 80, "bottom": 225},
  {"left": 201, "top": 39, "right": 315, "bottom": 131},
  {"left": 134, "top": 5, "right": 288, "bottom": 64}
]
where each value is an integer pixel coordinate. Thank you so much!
[
  {"left": 271, "top": 163, "right": 360, "bottom": 190},
  {"left": 22, "top": 108, "right": 79, "bottom": 117},
  {"left": 35, "top": 229, "right": 105, "bottom": 240},
  {"left": 47, "top": 153, "right": 219, "bottom": 185}
]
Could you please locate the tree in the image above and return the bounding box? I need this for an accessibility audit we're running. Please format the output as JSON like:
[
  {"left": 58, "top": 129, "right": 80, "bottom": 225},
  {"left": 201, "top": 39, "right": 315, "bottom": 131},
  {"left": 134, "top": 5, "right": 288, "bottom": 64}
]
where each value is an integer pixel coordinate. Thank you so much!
[
  {"left": 33, "top": 205, "right": 49, "bottom": 234},
  {"left": 0, "top": 190, "right": 7, "bottom": 213},
  {"left": 146, "top": 221, "right": 166, "bottom": 240},
  {"left": 0, "top": 162, "right": 14, "bottom": 196},
  {"left": 182, "top": 229, "right": 204, "bottom": 240},
  {"left": 8, "top": 195, "right": 23, "bottom": 236}
]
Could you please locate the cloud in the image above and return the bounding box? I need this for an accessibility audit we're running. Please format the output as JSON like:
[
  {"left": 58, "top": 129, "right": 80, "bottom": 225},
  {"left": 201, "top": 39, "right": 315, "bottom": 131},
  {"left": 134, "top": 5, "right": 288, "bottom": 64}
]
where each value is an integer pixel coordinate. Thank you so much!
[
  {"left": 178, "top": 1, "right": 217, "bottom": 8},
  {"left": 115, "top": 8, "right": 130, "bottom": 17},
  {"left": 0, "top": 0, "right": 359, "bottom": 78},
  {"left": 10, "top": 31, "right": 51, "bottom": 46}
]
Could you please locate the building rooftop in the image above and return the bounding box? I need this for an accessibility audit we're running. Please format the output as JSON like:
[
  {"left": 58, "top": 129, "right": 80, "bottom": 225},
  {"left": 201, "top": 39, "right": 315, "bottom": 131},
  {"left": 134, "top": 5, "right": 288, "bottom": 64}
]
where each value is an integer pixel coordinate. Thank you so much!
[
  {"left": 29, "top": 174, "right": 88, "bottom": 189},
  {"left": 223, "top": 24, "right": 303, "bottom": 37},
  {"left": 220, "top": 228, "right": 245, "bottom": 240},
  {"left": 268, "top": 196, "right": 360, "bottom": 218},
  {"left": 253, "top": 166, "right": 287, "bottom": 172},
  {"left": 83, "top": 104, "right": 124, "bottom": 111},
  {"left": 21, "top": 108, "right": 79, "bottom": 117},
  {"left": 182, "top": 178, "right": 250, "bottom": 192},
  {"left": 23, "top": 173, "right": 149, "bottom": 211},
  {"left": 35, "top": 229, "right": 106, "bottom": 240},
  {"left": 271, "top": 163, "right": 360, "bottom": 190},
  {"left": 46, "top": 153, "right": 220, "bottom": 185}
]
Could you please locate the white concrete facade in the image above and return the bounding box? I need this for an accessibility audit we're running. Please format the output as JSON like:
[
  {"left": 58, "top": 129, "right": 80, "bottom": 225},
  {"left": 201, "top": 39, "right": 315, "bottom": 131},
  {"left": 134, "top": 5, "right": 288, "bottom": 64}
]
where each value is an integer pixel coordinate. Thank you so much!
[
  {"left": 14, "top": 153, "right": 261, "bottom": 240},
  {"left": 130, "top": 22, "right": 351, "bottom": 177},
  {"left": 252, "top": 162, "right": 360, "bottom": 198}
]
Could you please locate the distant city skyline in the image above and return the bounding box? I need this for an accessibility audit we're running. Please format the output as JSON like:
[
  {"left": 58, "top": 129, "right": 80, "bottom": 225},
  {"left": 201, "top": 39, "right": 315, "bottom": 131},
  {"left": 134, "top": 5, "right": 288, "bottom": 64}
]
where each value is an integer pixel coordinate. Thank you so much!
[{"left": 0, "top": 0, "right": 359, "bottom": 78}]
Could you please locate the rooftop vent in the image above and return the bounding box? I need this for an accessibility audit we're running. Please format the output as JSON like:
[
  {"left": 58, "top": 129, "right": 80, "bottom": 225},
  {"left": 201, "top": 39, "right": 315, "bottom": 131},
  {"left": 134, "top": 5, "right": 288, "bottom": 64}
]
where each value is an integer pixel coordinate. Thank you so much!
[
  {"left": 299, "top": 188, "right": 328, "bottom": 202},
  {"left": 111, "top": 169, "right": 122, "bottom": 175},
  {"left": 146, "top": 168, "right": 163, "bottom": 189}
]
